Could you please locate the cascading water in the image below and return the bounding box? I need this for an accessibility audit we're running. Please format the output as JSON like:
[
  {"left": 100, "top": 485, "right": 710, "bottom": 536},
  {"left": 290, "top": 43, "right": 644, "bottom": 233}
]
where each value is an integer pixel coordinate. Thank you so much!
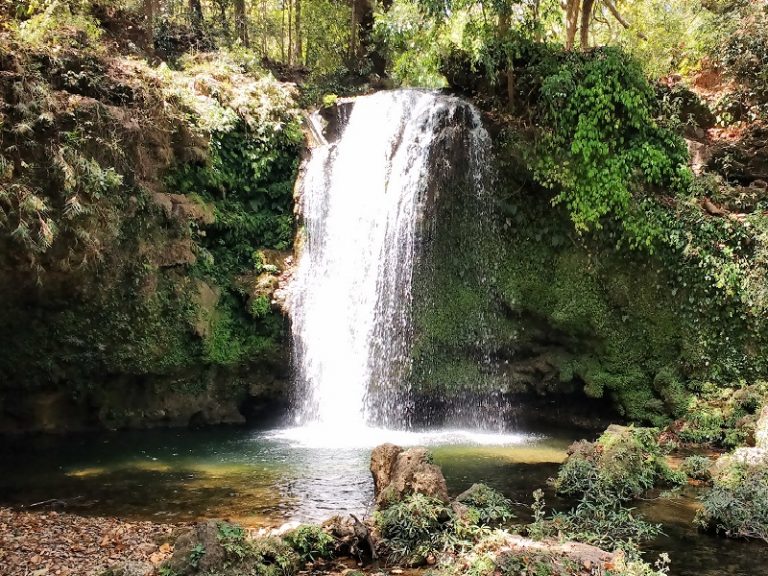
[{"left": 278, "top": 90, "right": 517, "bottom": 447}]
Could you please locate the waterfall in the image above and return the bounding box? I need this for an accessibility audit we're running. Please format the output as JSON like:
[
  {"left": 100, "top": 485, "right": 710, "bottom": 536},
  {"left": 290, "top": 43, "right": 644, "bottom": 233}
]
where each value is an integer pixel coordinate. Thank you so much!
[{"left": 287, "top": 90, "right": 493, "bottom": 434}]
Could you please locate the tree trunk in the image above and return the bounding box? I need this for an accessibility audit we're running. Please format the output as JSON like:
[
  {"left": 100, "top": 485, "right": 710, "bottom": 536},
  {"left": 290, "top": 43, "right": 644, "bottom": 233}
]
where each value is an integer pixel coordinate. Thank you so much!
[
  {"left": 216, "top": 0, "right": 230, "bottom": 42},
  {"left": 287, "top": 0, "right": 293, "bottom": 65},
  {"left": 189, "top": 0, "right": 204, "bottom": 33},
  {"left": 144, "top": 0, "right": 155, "bottom": 50},
  {"left": 234, "top": 0, "right": 249, "bottom": 47},
  {"left": 580, "top": 0, "right": 595, "bottom": 49},
  {"left": 261, "top": 0, "right": 268, "bottom": 55},
  {"left": 565, "top": 0, "right": 579, "bottom": 50},
  {"left": 294, "top": 0, "right": 302, "bottom": 65},
  {"left": 498, "top": 4, "right": 513, "bottom": 108},
  {"left": 281, "top": 0, "right": 286, "bottom": 61}
]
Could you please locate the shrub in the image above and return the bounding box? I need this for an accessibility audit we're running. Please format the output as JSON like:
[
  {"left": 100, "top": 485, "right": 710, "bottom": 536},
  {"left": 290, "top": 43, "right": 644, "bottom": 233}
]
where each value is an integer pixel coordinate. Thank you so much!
[
  {"left": 375, "top": 493, "right": 455, "bottom": 565},
  {"left": 696, "top": 457, "right": 768, "bottom": 541},
  {"left": 455, "top": 484, "right": 515, "bottom": 526},
  {"left": 283, "top": 525, "right": 335, "bottom": 563},
  {"left": 680, "top": 455, "right": 713, "bottom": 482},
  {"left": 553, "top": 426, "right": 684, "bottom": 503}
]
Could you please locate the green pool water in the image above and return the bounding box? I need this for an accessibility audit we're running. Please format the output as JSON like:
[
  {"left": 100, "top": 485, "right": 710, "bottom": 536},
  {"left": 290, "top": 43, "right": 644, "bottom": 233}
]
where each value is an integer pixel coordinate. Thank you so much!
[{"left": 1, "top": 425, "right": 767, "bottom": 576}]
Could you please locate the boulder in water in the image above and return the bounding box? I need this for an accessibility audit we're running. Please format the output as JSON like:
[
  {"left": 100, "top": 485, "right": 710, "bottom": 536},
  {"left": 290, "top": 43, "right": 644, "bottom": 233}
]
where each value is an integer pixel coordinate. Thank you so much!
[{"left": 370, "top": 444, "right": 449, "bottom": 506}]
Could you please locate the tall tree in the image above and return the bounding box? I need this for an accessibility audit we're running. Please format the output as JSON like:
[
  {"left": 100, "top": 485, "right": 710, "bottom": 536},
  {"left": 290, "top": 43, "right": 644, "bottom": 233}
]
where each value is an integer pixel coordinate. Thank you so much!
[
  {"left": 234, "top": 0, "right": 249, "bottom": 47},
  {"left": 294, "top": 0, "right": 302, "bottom": 65},
  {"left": 564, "top": 0, "right": 636, "bottom": 50},
  {"left": 144, "top": 0, "right": 156, "bottom": 49},
  {"left": 189, "top": 0, "right": 204, "bottom": 33},
  {"left": 288, "top": 0, "right": 293, "bottom": 64},
  {"left": 580, "top": 0, "right": 595, "bottom": 49},
  {"left": 213, "top": 0, "right": 231, "bottom": 41}
]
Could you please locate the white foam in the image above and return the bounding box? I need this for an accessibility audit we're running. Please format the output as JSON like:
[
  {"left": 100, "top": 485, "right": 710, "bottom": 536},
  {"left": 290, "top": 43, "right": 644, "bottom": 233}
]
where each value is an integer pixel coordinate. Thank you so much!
[{"left": 265, "top": 425, "right": 537, "bottom": 450}]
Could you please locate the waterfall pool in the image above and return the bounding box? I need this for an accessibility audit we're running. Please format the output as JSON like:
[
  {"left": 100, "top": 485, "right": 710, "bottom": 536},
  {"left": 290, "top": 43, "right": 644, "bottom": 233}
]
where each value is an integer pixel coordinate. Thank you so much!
[{"left": 2, "top": 425, "right": 768, "bottom": 576}]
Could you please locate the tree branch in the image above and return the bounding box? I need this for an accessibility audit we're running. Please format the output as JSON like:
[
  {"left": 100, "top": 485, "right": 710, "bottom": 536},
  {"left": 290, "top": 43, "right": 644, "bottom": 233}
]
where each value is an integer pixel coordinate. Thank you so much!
[{"left": 603, "top": 0, "right": 647, "bottom": 39}]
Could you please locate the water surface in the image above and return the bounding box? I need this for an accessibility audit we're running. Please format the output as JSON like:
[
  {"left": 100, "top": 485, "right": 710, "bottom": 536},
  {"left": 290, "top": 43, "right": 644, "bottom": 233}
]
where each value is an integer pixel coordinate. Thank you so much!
[{"left": 2, "top": 425, "right": 768, "bottom": 576}]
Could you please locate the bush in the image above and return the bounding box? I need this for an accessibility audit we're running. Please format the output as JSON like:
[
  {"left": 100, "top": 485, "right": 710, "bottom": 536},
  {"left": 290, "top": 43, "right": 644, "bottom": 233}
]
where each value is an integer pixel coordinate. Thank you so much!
[
  {"left": 680, "top": 455, "right": 713, "bottom": 482},
  {"left": 553, "top": 426, "right": 684, "bottom": 503},
  {"left": 375, "top": 493, "right": 456, "bottom": 566},
  {"left": 455, "top": 484, "right": 515, "bottom": 526},
  {"left": 283, "top": 525, "right": 335, "bottom": 563},
  {"left": 696, "top": 456, "right": 768, "bottom": 541}
]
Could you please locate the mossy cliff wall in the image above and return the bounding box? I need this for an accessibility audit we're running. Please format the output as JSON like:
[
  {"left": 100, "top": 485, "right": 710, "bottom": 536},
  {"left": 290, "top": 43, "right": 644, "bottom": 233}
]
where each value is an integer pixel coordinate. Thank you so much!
[
  {"left": 411, "top": 173, "right": 685, "bottom": 427},
  {"left": 410, "top": 128, "right": 760, "bottom": 429},
  {"left": 0, "top": 38, "right": 301, "bottom": 433}
]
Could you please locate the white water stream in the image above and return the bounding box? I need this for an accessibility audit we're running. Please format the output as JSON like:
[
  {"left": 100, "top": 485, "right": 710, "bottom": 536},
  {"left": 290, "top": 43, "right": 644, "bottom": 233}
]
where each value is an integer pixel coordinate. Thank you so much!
[{"left": 280, "top": 90, "right": 525, "bottom": 448}]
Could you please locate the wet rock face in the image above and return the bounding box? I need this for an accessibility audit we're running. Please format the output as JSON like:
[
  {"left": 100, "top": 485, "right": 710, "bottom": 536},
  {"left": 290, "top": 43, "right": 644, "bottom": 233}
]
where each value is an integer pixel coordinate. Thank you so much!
[{"left": 370, "top": 444, "right": 449, "bottom": 506}]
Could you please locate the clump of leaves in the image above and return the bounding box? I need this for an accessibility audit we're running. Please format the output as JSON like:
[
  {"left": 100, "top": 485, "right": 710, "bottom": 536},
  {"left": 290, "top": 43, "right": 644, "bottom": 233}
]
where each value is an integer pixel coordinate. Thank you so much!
[
  {"left": 696, "top": 458, "right": 768, "bottom": 541},
  {"left": 678, "top": 381, "right": 767, "bottom": 448},
  {"left": 553, "top": 426, "right": 684, "bottom": 503},
  {"left": 680, "top": 455, "right": 713, "bottom": 482},
  {"left": 530, "top": 47, "right": 691, "bottom": 246},
  {"left": 375, "top": 493, "right": 455, "bottom": 566},
  {"left": 455, "top": 483, "right": 515, "bottom": 526},
  {"left": 283, "top": 524, "right": 335, "bottom": 563}
]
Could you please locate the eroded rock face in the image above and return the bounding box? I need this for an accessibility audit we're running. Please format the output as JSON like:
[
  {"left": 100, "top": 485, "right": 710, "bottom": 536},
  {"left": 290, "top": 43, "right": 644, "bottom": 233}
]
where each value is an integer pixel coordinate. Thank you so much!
[{"left": 370, "top": 444, "right": 449, "bottom": 506}]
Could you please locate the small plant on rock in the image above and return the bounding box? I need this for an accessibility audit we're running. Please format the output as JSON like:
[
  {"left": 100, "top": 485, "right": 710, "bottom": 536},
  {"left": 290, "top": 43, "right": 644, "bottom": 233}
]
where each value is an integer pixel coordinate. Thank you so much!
[
  {"left": 283, "top": 524, "right": 335, "bottom": 562},
  {"left": 680, "top": 455, "right": 712, "bottom": 482},
  {"left": 375, "top": 493, "right": 455, "bottom": 565},
  {"left": 696, "top": 460, "right": 768, "bottom": 541}
]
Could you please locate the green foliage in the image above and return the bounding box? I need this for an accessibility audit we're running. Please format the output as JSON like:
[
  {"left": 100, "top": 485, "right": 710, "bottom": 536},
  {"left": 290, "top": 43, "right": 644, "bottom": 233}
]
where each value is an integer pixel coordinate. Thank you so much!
[
  {"left": 211, "top": 522, "right": 300, "bottom": 575},
  {"left": 531, "top": 47, "right": 691, "bottom": 242},
  {"left": 715, "top": 1, "right": 768, "bottom": 106},
  {"left": 372, "top": 0, "right": 446, "bottom": 87},
  {"left": 455, "top": 484, "right": 515, "bottom": 526},
  {"left": 0, "top": 25, "right": 298, "bottom": 414},
  {"left": 678, "top": 382, "right": 767, "bottom": 448},
  {"left": 12, "top": 0, "right": 105, "bottom": 49},
  {"left": 283, "top": 525, "right": 335, "bottom": 562},
  {"left": 547, "top": 499, "right": 663, "bottom": 552},
  {"left": 188, "top": 543, "right": 206, "bottom": 568},
  {"left": 680, "top": 455, "right": 712, "bottom": 482},
  {"left": 375, "top": 493, "right": 495, "bottom": 566},
  {"left": 375, "top": 493, "right": 456, "bottom": 565},
  {"left": 696, "top": 458, "right": 768, "bottom": 541},
  {"left": 553, "top": 427, "right": 683, "bottom": 502}
]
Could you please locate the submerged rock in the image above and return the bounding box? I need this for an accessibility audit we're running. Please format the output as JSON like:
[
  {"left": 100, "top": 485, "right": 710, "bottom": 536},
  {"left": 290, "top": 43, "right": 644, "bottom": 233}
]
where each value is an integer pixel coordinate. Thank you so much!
[{"left": 370, "top": 444, "right": 449, "bottom": 506}]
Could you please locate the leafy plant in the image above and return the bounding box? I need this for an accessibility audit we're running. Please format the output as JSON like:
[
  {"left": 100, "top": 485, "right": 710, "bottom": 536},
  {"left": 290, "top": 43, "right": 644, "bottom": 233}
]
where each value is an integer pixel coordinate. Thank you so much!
[
  {"left": 455, "top": 483, "right": 515, "bottom": 526},
  {"left": 696, "top": 459, "right": 768, "bottom": 541},
  {"left": 283, "top": 524, "right": 335, "bottom": 562},
  {"left": 680, "top": 455, "right": 712, "bottom": 482},
  {"left": 531, "top": 47, "right": 691, "bottom": 244},
  {"left": 188, "top": 543, "right": 206, "bottom": 568},
  {"left": 553, "top": 427, "right": 684, "bottom": 503},
  {"left": 375, "top": 493, "right": 456, "bottom": 565}
]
